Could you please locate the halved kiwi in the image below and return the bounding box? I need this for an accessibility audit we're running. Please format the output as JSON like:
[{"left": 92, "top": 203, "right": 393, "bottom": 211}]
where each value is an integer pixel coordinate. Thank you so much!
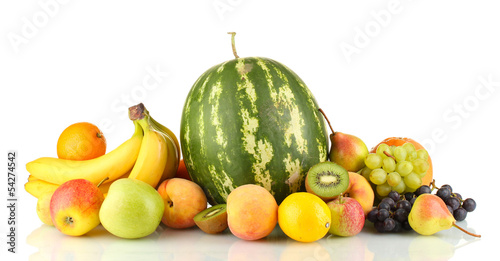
[
  {"left": 193, "top": 204, "right": 228, "bottom": 234},
  {"left": 305, "top": 161, "right": 349, "bottom": 201}
]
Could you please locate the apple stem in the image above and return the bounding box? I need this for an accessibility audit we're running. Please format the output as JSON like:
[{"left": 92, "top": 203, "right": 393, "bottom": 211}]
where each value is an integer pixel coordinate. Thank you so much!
[
  {"left": 318, "top": 108, "right": 335, "bottom": 134},
  {"left": 228, "top": 32, "right": 239, "bottom": 59},
  {"left": 97, "top": 177, "right": 109, "bottom": 188},
  {"left": 338, "top": 193, "right": 345, "bottom": 204},
  {"left": 453, "top": 223, "right": 481, "bottom": 238},
  {"left": 383, "top": 151, "right": 396, "bottom": 161}
]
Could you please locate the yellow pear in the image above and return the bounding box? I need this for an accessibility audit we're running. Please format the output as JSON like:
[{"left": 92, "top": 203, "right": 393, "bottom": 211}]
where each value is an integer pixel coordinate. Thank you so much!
[{"left": 408, "top": 194, "right": 480, "bottom": 237}]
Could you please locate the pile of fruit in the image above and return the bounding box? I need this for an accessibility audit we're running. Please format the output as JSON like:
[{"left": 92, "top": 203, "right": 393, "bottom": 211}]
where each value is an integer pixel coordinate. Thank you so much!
[{"left": 25, "top": 33, "right": 480, "bottom": 242}]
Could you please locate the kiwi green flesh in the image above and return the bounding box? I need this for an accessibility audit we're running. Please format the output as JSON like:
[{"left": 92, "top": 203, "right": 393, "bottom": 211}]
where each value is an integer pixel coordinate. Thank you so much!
[
  {"left": 194, "top": 204, "right": 228, "bottom": 234},
  {"left": 307, "top": 162, "right": 349, "bottom": 198},
  {"left": 194, "top": 204, "right": 226, "bottom": 221}
]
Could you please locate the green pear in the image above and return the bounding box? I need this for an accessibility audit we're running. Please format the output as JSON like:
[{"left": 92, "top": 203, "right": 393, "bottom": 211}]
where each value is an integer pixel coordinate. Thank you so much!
[
  {"left": 99, "top": 178, "right": 164, "bottom": 239},
  {"left": 408, "top": 194, "right": 480, "bottom": 237},
  {"left": 318, "top": 109, "right": 368, "bottom": 172}
]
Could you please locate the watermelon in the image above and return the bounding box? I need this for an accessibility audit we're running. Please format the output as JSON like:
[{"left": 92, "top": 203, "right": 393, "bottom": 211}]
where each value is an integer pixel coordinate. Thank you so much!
[{"left": 180, "top": 56, "right": 328, "bottom": 205}]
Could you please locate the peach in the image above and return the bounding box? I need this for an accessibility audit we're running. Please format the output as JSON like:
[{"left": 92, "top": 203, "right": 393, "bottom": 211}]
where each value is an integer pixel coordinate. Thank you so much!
[
  {"left": 157, "top": 178, "right": 207, "bottom": 229},
  {"left": 227, "top": 184, "right": 278, "bottom": 241},
  {"left": 342, "top": 172, "right": 375, "bottom": 215}
]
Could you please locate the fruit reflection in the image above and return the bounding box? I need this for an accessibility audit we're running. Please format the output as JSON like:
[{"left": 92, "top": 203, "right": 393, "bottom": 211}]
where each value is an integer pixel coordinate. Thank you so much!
[
  {"left": 158, "top": 226, "right": 206, "bottom": 261},
  {"left": 27, "top": 225, "right": 104, "bottom": 261},
  {"left": 408, "top": 236, "right": 454, "bottom": 261},
  {"left": 279, "top": 240, "right": 331, "bottom": 261},
  {"left": 101, "top": 236, "right": 161, "bottom": 261},
  {"left": 228, "top": 238, "right": 278, "bottom": 261},
  {"left": 322, "top": 235, "right": 368, "bottom": 261}
]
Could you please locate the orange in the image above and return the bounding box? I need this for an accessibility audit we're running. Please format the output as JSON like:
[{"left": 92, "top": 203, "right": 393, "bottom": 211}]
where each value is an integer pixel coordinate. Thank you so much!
[
  {"left": 57, "top": 122, "right": 106, "bottom": 160},
  {"left": 371, "top": 137, "right": 433, "bottom": 186},
  {"left": 278, "top": 192, "right": 331, "bottom": 243}
]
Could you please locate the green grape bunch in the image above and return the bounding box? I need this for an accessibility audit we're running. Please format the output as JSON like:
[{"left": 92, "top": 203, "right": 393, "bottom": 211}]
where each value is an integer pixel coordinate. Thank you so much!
[{"left": 361, "top": 143, "right": 430, "bottom": 198}]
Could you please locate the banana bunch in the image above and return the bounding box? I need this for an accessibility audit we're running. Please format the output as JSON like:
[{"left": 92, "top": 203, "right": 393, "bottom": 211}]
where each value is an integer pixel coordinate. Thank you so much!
[
  {"left": 25, "top": 103, "right": 180, "bottom": 199},
  {"left": 127, "top": 103, "right": 180, "bottom": 188}
]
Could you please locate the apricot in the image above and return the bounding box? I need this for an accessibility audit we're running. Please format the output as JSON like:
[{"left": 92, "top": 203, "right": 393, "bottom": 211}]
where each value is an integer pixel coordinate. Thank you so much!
[
  {"left": 371, "top": 137, "right": 433, "bottom": 186},
  {"left": 226, "top": 184, "right": 278, "bottom": 241},
  {"left": 157, "top": 178, "right": 207, "bottom": 229}
]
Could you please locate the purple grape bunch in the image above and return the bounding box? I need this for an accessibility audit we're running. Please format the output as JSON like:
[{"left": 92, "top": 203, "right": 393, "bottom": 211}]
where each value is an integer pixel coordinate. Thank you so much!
[
  {"left": 366, "top": 182, "right": 476, "bottom": 233},
  {"left": 434, "top": 184, "right": 476, "bottom": 221}
]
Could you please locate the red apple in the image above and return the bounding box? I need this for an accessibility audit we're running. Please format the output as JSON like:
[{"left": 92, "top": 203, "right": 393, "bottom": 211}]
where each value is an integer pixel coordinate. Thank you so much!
[
  {"left": 327, "top": 196, "right": 365, "bottom": 237},
  {"left": 157, "top": 178, "right": 207, "bottom": 229},
  {"left": 50, "top": 179, "right": 104, "bottom": 236}
]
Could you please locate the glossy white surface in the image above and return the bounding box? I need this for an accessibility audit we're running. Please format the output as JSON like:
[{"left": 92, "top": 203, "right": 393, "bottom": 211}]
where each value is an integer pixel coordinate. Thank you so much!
[
  {"left": 1, "top": 1, "right": 499, "bottom": 260},
  {"left": 25, "top": 218, "right": 484, "bottom": 261}
]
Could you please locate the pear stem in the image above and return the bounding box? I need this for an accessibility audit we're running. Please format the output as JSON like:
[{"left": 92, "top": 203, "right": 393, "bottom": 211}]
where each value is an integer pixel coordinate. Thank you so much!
[
  {"left": 318, "top": 108, "right": 335, "bottom": 134},
  {"left": 453, "top": 223, "right": 481, "bottom": 238},
  {"left": 97, "top": 177, "right": 109, "bottom": 188},
  {"left": 227, "top": 32, "right": 239, "bottom": 59}
]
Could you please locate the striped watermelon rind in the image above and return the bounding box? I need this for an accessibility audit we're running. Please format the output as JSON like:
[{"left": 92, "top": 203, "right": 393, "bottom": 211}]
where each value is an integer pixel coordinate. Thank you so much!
[{"left": 180, "top": 56, "right": 328, "bottom": 205}]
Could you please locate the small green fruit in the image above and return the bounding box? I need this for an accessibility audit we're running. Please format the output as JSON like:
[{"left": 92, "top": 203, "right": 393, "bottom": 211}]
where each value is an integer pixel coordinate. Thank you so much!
[{"left": 99, "top": 178, "right": 164, "bottom": 239}]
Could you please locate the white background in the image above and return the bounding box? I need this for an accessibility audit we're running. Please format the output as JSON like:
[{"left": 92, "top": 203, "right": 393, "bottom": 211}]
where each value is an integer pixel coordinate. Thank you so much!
[{"left": 1, "top": 1, "right": 499, "bottom": 260}]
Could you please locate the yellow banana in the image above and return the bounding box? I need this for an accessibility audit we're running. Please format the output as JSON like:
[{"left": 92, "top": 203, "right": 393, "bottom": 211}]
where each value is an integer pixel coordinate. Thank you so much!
[
  {"left": 128, "top": 105, "right": 168, "bottom": 188},
  {"left": 142, "top": 104, "right": 180, "bottom": 183},
  {"left": 25, "top": 179, "right": 59, "bottom": 199},
  {"left": 26, "top": 122, "right": 143, "bottom": 185},
  {"left": 25, "top": 171, "right": 128, "bottom": 199},
  {"left": 149, "top": 117, "right": 180, "bottom": 183},
  {"left": 144, "top": 107, "right": 180, "bottom": 157}
]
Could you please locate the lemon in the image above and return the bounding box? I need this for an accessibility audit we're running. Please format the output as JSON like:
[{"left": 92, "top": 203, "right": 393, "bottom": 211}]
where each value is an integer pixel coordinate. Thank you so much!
[{"left": 278, "top": 192, "right": 331, "bottom": 242}]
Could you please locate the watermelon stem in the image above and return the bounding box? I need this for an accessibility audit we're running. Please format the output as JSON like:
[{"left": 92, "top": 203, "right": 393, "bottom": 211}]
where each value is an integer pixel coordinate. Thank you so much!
[
  {"left": 318, "top": 108, "right": 335, "bottom": 134},
  {"left": 227, "top": 32, "right": 239, "bottom": 59}
]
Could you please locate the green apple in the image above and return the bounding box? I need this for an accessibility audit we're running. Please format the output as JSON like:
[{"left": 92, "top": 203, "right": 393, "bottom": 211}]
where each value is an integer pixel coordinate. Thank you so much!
[
  {"left": 99, "top": 178, "right": 164, "bottom": 239},
  {"left": 50, "top": 179, "right": 104, "bottom": 236}
]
